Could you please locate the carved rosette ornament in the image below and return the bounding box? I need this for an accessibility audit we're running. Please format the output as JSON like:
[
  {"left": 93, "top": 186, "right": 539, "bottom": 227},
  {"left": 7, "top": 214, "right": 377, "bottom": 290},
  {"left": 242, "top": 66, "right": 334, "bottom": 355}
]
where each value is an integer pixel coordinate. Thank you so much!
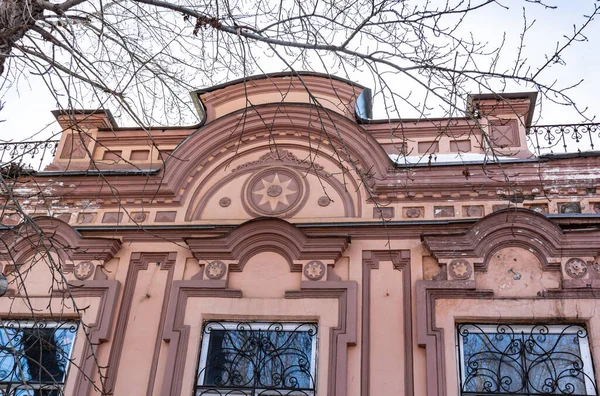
[
  {"left": 406, "top": 208, "right": 421, "bottom": 218},
  {"left": 318, "top": 196, "right": 331, "bottom": 207},
  {"left": 565, "top": 258, "right": 588, "bottom": 279},
  {"left": 243, "top": 167, "right": 308, "bottom": 218},
  {"left": 132, "top": 212, "right": 147, "bottom": 222},
  {"left": 205, "top": 261, "right": 227, "bottom": 280},
  {"left": 219, "top": 197, "right": 231, "bottom": 207},
  {"left": 303, "top": 260, "right": 326, "bottom": 281},
  {"left": 74, "top": 261, "right": 95, "bottom": 280},
  {"left": 448, "top": 259, "right": 472, "bottom": 280}
]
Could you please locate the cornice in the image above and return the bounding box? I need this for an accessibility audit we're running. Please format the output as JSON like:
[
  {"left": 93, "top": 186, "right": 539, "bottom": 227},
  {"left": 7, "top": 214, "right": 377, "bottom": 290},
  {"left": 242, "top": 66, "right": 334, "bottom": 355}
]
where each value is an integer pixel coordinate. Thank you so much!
[
  {"left": 13, "top": 100, "right": 600, "bottom": 203},
  {"left": 364, "top": 118, "right": 482, "bottom": 140},
  {"left": 62, "top": 216, "right": 600, "bottom": 242}
]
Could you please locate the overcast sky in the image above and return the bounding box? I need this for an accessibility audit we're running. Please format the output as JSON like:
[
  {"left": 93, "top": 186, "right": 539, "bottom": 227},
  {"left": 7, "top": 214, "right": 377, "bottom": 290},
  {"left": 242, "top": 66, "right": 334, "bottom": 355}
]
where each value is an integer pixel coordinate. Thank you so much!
[{"left": 0, "top": 1, "right": 598, "bottom": 143}]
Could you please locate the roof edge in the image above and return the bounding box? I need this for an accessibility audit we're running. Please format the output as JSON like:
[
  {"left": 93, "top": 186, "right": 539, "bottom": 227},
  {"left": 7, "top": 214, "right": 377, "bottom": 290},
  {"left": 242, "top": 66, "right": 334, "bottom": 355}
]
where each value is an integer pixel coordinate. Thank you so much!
[
  {"left": 191, "top": 71, "right": 367, "bottom": 96},
  {"left": 51, "top": 109, "right": 118, "bottom": 129},
  {"left": 467, "top": 91, "right": 538, "bottom": 127}
]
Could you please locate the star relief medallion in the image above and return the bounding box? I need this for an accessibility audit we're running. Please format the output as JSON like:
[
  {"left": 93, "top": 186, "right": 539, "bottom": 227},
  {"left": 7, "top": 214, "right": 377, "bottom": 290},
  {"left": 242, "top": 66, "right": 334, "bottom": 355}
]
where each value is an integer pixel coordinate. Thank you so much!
[
  {"left": 304, "top": 261, "right": 326, "bottom": 281},
  {"left": 244, "top": 168, "right": 306, "bottom": 217},
  {"left": 565, "top": 258, "right": 587, "bottom": 279},
  {"left": 74, "top": 261, "right": 95, "bottom": 280},
  {"left": 253, "top": 173, "right": 297, "bottom": 211},
  {"left": 452, "top": 262, "right": 468, "bottom": 276},
  {"left": 448, "top": 259, "right": 472, "bottom": 280},
  {"left": 205, "top": 261, "right": 227, "bottom": 280}
]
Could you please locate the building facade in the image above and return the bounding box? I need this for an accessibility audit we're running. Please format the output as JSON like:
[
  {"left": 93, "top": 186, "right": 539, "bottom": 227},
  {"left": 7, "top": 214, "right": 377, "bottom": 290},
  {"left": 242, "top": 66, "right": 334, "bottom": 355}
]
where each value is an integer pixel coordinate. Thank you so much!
[{"left": 1, "top": 73, "right": 600, "bottom": 395}]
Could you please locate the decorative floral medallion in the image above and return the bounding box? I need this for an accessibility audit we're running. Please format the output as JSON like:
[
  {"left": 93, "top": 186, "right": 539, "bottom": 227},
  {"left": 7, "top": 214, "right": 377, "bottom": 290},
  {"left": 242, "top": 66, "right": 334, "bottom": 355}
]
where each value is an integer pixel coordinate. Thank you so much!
[
  {"left": 243, "top": 167, "right": 308, "bottom": 217},
  {"left": 205, "top": 261, "right": 227, "bottom": 280},
  {"left": 565, "top": 258, "right": 587, "bottom": 279},
  {"left": 74, "top": 261, "right": 95, "bottom": 280},
  {"left": 318, "top": 196, "right": 331, "bottom": 207},
  {"left": 219, "top": 197, "right": 232, "bottom": 208},
  {"left": 448, "top": 259, "right": 472, "bottom": 280},
  {"left": 405, "top": 207, "right": 422, "bottom": 218},
  {"left": 465, "top": 206, "right": 483, "bottom": 217},
  {"left": 132, "top": 212, "right": 147, "bottom": 222},
  {"left": 303, "top": 261, "right": 326, "bottom": 281}
]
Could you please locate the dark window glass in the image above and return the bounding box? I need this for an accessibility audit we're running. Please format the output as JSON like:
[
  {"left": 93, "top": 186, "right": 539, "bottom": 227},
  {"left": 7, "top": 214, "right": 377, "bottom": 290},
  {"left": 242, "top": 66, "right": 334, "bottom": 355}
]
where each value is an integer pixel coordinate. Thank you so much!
[
  {"left": 458, "top": 324, "right": 597, "bottom": 396},
  {"left": 196, "top": 322, "right": 317, "bottom": 396},
  {"left": 0, "top": 322, "right": 77, "bottom": 395}
]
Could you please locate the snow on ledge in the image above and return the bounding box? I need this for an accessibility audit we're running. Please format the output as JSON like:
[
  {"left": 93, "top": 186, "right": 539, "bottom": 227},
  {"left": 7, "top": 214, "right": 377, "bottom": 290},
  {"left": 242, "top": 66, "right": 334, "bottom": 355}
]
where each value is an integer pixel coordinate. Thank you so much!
[{"left": 389, "top": 152, "right": 521, "bottom": 166}]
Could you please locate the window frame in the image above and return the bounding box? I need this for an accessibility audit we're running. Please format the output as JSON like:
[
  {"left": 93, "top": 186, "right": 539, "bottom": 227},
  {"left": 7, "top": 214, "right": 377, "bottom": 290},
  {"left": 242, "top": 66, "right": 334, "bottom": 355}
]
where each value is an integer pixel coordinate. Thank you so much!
[
  {"left": 0, "top": 319, "right": 78, "bottom": 395},
  {"left": 195, "top": 321, "right": 318, "bottom": 396},
  {"left": 456, "top": 323, "right": 597, "bottom": 396}
]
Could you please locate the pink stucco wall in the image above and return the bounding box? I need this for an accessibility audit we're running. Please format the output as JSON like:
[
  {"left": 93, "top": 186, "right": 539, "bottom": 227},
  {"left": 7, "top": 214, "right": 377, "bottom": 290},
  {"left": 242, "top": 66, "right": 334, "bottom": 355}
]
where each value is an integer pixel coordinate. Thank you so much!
[{"left": 2, "top": 74, "right": 600, "bottom": 396}]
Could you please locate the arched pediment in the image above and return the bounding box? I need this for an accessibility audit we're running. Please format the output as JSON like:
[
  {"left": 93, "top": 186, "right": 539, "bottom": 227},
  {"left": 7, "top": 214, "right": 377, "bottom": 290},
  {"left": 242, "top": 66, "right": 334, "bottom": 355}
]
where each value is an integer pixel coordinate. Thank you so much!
[
  {"left": 422, "top": 208, "right": 600, "bottom": 270},
  {"left": 185, "top": 217, "right": 349, "bottom": 271},
  {"left": 162, "top": 103, "right": 391, "bottom": 205},
  {"left": 184, "top": 147, "right": 360, "bottom": 221},
  {"left": 0, "top": 216, "right": 121, "bottom": 264}
]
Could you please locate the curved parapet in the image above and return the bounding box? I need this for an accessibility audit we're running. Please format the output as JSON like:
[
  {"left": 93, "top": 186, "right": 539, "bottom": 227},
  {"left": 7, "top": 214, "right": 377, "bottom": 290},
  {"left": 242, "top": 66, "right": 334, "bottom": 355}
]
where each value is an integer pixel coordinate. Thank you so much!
[{"left": 191, "top": 72, "right": 370, "bottom": 124}]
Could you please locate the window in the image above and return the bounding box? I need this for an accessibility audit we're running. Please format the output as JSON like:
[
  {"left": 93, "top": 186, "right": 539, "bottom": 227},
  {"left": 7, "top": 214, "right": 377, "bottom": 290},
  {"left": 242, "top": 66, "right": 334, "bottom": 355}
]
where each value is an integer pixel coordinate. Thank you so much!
[
  {"left": 195, "top": 322, "right": 317, "bottom": 396},
  {"left": 0, "top": 320, "right": 77, "bottom": 395},
  {"left": 457, "top": 324, "right": 597, "bottom": 395}
]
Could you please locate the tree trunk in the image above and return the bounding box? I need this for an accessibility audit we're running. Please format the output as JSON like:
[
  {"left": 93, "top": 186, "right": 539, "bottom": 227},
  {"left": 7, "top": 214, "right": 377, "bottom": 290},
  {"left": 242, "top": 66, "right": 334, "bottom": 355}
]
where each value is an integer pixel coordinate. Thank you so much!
[{"left": 0, "top": 0, "right": 43, "bottom": 76}]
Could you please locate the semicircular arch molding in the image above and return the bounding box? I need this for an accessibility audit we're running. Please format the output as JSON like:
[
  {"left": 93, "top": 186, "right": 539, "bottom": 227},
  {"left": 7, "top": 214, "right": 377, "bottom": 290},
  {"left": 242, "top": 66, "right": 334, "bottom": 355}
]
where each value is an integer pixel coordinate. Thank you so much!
[
  {"left": 423, "top": 208, "right": 600, "bottom": 271},
  {"left": 184, "top": 145, "right": 360, "bottom": 221},
  {"left": 185, "top": 217, "right": 349, "bottom": 272},
  {"left": 163, "top": 103, "right": 391, "bottom": 202}
]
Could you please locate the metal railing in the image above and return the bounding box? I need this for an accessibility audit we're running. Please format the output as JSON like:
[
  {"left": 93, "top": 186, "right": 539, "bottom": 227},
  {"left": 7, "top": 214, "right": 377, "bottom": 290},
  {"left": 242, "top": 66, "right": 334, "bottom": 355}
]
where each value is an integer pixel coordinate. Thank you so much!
[
  {"left": 527, "top": 123, "right": 600, "bottom": 155},
  {"left": 1, "top": 124, "right": 599, "bottom": 171},
  {"left": 0, "top": 141, "right": 59, "bottom": 172}
]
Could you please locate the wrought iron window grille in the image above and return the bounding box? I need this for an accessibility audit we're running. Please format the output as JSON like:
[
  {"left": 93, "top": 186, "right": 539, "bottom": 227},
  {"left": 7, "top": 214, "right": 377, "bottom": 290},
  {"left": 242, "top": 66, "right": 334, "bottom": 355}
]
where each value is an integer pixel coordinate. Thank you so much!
[
  {"left": 0, "top": 320, "right": 78, "bottom": 396},
  {"left": 457, "top": 324, "right": 597, "bottom": 396},
  {"left": 195, "top": 321, "right": 318, "bottom": 396}
]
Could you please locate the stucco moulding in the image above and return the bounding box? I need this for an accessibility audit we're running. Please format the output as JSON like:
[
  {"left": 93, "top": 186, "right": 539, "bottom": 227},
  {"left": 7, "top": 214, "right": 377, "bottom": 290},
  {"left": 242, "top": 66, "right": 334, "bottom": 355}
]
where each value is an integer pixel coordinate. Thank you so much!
[
  {"left": 143, "top": 103, "right": 390, "bottom": 202},
  {"left": 303, "top": 260, "right": 326, "bottom": 281},
  {"left": 27, "top": 149, "right": 600, "bottom": 209},
  {"left": 160, "top": 277, "right": 357, "bottom": 396},
  {"left": 191, "top": 72, "right": 366, "bottom": 123},
  {"left": 20, "top": 74, "right": 600, "bottom": 206},
  {"left": 46, "top": 279, "right": 121, "bottom": 395},
  {"left": 422, "top": 208, "right": 600, "bottom": 272},
  {"left": 231, "top": 149, "right": 324, "bottom": 173},
  {"left": 186, "top": 147, "right": 359, "bottom": 220},
  {"left": 0, "top": 216, "right": 121, "bottom": 264},
  {"left": 185, "top": 218, "right": 349, "bottom": 272},
  {"left": 242, "top": 167, "right": 308, "bottom": 218},
  {"left": 361, "top": 250, "right": 413, "bottom": 396},
  {"left": 416, "top": 277, "right": 600, "bottom": 396},
  {"left": 73, "top": 261, "right": 95, "bottom": 280},
  {"left": 37, "top": 102, "right": 391, "bottom": 205},
  {"left": 205, "top": 260, "right": 227, "bottom": 280}
]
